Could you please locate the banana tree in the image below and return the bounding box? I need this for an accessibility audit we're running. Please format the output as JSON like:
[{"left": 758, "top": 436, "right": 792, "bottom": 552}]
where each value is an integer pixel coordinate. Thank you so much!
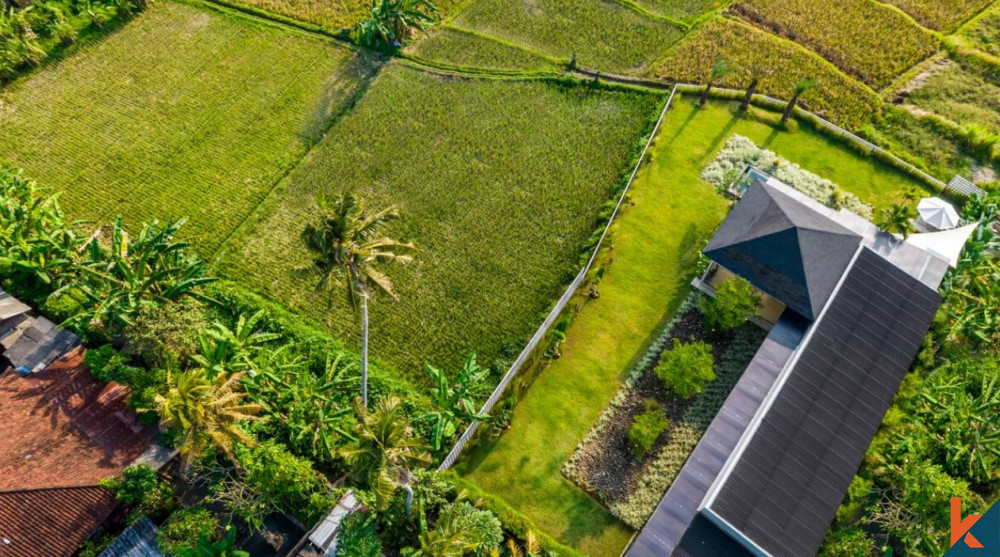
[
  {"left": 194, "top": 310, "right": 280, "bottom": 377},
  {"left": 68, "top": 216, "right": 216, "bottom": 333},
  {"left": 423, "top": 353, "right": 491, "bottom": 453}
]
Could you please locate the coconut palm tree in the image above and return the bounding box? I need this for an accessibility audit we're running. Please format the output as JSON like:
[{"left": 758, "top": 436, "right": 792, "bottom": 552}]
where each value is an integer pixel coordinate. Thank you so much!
[
  {"left": 351, "top": 0, "right": 439, "bottom": 49},
  {"left": 155, "top": 368, "right": 262, "bottom": 474},
  {"left": 301, "top": 193, "right": 414, "bottom": 407},
  {"left": 699, "top": 56, "right": 734, "bottom": 107},
  {"left": 875, "top": 201, "right": 917, "bottom": 239},
  {"left": 340, "top": 395, "right": 430, "bottom": 510},
  {"left": 780, "top": 78, "right": 817, "bottom": 126}
]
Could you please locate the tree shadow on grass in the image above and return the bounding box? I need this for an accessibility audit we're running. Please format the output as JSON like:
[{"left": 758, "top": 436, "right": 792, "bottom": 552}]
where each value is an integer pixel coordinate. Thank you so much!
[
  {"left": 697, "top": 106, "right": 743, "bottom": 167},
  {"left": 664, "top": 97, "right": 702, "bottom": 147}
]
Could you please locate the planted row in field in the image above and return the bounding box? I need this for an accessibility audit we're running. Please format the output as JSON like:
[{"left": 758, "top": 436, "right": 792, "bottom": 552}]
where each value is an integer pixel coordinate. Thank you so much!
[
  {"left": 451, "top": 0, "right": 684, "bottom": 75},
  {"left": 729, "top": 0, "right": 939, "bottom": 89},
  {"left": 904, "top": 61, "right": 1000, "bottom": 134},
  {"left": 228, "top": 0, "right": 465, "bottom": 32},
  {"left": 0, "top": 1, "right": 376, "bottom": 256},
  {"left": 408, "top": 26, "right": 559, "bottom": 72},
  {"left": 631, "top": 0, "right": 727, "bottom": 21},
  {"left": 648, "top": 17, "right": 882, "bottom": 130},
  {"left": 879, "top": 0, "right": 995, "bottom": 32},
  {"left": 215, "top": 63, "right": 663, "bottom": 383},
  {"left": 959, "top": 4, "right": 1000, "bottom": 58}
]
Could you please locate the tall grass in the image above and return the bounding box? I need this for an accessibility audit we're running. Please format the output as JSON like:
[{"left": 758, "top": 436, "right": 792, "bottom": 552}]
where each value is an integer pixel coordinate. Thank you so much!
[
  {"left": 0, "top": 1, "right": 377, "bottom": 255},
  {"left": 729, "top": 0, "right": 939, "bottom": 88},
  {"left": 215, "top": 63, "right": 663, "bottom": 383},
  {"left": 648, "top": 17, "right": 882, "bottom": 130},
  {"left": 451, "top": 0, "right": 684, "bottom": 75},
  {"left": 878, "top": 0, "right": 995, "bottom": 32}
]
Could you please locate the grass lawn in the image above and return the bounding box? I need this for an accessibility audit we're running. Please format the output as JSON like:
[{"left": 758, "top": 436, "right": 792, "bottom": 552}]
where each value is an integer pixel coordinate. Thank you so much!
[
  {"left": 0, "top": 0, "right": 375, "bottom": 255},
  {"left": 214, "top": 63, "right": 662, "bottom": 384},
  {"left": 457, "top": 95, "right": 928, "bottom": 556},
  {"left": 450, "top": 0, "right": 684, "bottom": 75}
]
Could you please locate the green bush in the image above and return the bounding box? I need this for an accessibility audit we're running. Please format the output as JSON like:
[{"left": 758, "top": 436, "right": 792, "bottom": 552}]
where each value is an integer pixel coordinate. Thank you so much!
[
  {"left": 84, "top": 344, "right": 131, "bottom": 383},
  {"left": 234, "top": 440, "right": 333, "bottom": 524},
  {"left": 627, "top": 400, "right": 669, "bottom": 460},
  {"left": 157, "top": 507, "right": 220, "bottom": 555},
  {"left": 700, "top": 279, "right": 760, "bottom": 331},
  {"left": 818, "top": 528, "right": 877, "bottom": 557},
  {"left": 336, "top": 513, "right": 382, "bottom": 557},
  {"left": 655, "top": 341, "right": 716, "bottom": 398},
  {"left": 42, "top": 288, "right": 86, "bottom": 324},
  {"left": 100, "top": 464, "right": 176, "bottom": 522}
]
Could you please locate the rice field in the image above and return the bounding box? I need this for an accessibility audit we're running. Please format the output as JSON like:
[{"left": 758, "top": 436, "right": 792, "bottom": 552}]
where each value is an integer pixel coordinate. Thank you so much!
[
  {"left": 632, "top": 0, "right": 728, "bottom": 21},
  {"left": 648, "top": 17, "right": 882, "bottom": 129},
  {"left": 408, "top": 26, "right": 560, "bottom": 71},
  {"left": 878, "top": 0, "right": 996, "bottom": 32},
  {"left": 729, "top": 0, "right": 940, "bottom": 88},
  {"left": 451, "top": 0, "right": 685, "bottom": 75},
  {"left": 0, "top": 1, "right": 376, "bottom": 256},
  {"left": 215, "top": 63, "right": 663, "bottom": 382},
  {"left": 960, "top": 4, "right": 1000, "bottom": 57},
  {"left": 906, "top": 62, "right": 1000, "bottom": 133},
  {"left": 228, "top": 0, "right": 466, "bottom": 31}
]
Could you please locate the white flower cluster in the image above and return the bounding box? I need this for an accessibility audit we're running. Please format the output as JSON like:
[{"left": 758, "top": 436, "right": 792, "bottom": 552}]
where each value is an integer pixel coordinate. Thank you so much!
[{"left": 701, "top": 135, "right": 874, "bottom": 219}]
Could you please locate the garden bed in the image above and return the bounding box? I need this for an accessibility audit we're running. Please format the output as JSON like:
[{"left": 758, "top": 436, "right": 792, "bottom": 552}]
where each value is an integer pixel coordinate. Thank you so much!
[{"left": 563, "top": 298, "right": 766, "bottom": 527}]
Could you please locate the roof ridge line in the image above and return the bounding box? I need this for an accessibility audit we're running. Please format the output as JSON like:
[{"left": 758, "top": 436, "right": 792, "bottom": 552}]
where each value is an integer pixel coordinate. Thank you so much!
[
  {"left": 0, "top": 484, "right": 104, "bottom": 495},
  {"left": 698, "top": 244, "right": 868, "bottom": 531}
]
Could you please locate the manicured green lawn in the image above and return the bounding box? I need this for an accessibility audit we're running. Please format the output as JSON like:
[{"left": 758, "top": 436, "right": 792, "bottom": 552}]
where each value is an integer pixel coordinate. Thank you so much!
[
  {"left": 215, "top": 64, "right": 662, "bottom": 383},
  {"left": 0, "top": 1, "right": 375, "bottom": 255},
  {"left": 457, "top": 95, "right": 927, "bottom": 556}
]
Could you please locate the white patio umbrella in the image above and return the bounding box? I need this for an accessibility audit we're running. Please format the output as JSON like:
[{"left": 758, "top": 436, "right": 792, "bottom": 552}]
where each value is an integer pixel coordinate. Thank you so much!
[{"left": 917, "top": 197, "right": 960, "bottom": 230}]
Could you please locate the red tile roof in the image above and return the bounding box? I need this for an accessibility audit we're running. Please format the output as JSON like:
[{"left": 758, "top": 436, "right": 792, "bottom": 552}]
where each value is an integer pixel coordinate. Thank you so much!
[{"left": 0, "top": 348, "right": 159, "bottom": 557}]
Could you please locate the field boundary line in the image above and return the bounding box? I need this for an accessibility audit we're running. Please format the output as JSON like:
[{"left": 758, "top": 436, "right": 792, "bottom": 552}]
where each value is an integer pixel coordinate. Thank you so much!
[
  {"left": 605, "top": 0, "right": 689, "bottom": 29},
  {"left": 438, "top": 84, "right": 679, "bottom": 471},
  {"left": 207, "top": 61, "right": 387, "bottom": 265},
  {"left": 426, "top": 24, "right": 569, "bottom": 66},
  {"left": 440, "top": 78, "right": 962, "bottom": 470},
  {"left": 187, "top": 0, "right": 352, "bottom": 39}
]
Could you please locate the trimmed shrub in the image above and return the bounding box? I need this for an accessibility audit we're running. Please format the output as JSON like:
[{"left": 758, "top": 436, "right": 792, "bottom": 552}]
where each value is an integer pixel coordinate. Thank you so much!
[
  {"left": 700, "top": 279, "right": 761, "bottom": 332},
  {"left": 628, "top": 400, "right": 669, "bottom": 460},
  {"left": 157, "top": 507, "right": 219, "bottom": 555},
  {"left": 655, "top": 341, "right": 716, "bottom": 398}
]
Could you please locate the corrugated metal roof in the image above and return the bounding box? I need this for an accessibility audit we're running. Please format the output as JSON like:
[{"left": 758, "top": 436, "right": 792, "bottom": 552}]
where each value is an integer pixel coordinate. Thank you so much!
[
  {"left": 99, "top": 517, "right": 164, "bottom": 557},
  {"left": 309, "top": 491, "right": 359, "bottom": 551}
]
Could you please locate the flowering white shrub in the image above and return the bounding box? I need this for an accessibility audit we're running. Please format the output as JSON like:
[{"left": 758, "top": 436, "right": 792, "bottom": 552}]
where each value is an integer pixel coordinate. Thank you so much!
[{"left": 702, "top": 135, "right": 874, "bottom": 219}]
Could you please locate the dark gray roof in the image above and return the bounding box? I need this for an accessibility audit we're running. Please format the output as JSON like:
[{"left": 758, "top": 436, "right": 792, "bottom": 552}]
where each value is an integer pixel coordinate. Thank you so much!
[
  {"left": 99, "top": 516, "right": 164, "bottom": 557},
  {"left": 704, "top": 181, "right": 861, "bottom": 320},
  {"left": 672, "top": 514, "right": 753, "bottom": 557},
  {"left": 707, "top": 247, "right": 942, "bottom": 556},
  {"left": 625, "top": 313, "right": 808, "bottom": 556}
]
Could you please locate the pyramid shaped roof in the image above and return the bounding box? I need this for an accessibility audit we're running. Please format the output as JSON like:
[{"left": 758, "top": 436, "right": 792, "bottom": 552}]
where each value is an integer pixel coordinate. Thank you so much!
[{"left": 704, "top": 181, "right": 862, "bottom": 319}]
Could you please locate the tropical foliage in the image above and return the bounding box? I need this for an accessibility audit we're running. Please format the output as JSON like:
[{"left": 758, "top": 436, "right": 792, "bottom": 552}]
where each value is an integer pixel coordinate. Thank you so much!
[
  {"left": 351, "top": 0, "right": 439, "bottom": 48},
  {"left": 341, "top": 395, "right": 432, "bottom": 510},
  {"left": 301, "top": 192, "right": 414, "bottom": 406},
  {"left": 70, "top": 217, "right": 215, "bottom": 333},
  {"left": 423, "top": 353, "right": 491, "bottom": 453},
  {"left": 155, "top": 368, "right": 262, "bottom": 473}
]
